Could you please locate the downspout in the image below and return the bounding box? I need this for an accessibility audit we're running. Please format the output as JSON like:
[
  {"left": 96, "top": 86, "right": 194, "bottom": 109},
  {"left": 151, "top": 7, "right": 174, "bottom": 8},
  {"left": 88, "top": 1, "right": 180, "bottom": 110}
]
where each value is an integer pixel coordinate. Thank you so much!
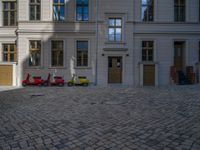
[{"left": 95, "top": 0, "right": 99, "bottom": 85}]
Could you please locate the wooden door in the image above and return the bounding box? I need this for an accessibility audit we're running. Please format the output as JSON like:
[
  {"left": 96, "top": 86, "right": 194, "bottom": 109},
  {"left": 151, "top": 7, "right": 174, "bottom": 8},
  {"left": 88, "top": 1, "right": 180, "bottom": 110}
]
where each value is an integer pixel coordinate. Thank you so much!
[
  {"left": 143, "top": 65, "right": 155, "bottom": 86},
  {"left": 0, "top": 65, "right": 13, "bottom": 86},
  {"left": 108, "top": 57, "right": 122, "bottom": 83},
  {"left": 174, "top": 42, "right": 185, "bottom": 72}
]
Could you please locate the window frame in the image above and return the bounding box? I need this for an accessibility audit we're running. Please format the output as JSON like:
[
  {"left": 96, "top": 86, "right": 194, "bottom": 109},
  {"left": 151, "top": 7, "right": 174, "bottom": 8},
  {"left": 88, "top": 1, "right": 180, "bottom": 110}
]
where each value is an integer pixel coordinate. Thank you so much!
[
  {"left": 51, "top": 40, "right": 64, "bottom": 67},
  {"left": 2, "top": 1, "right": 17, "bottom": 26},
  {"left": 141, "top": 0, "right": 154, "bottom": 22},
  {"left": 29, "top": 0, "right": 41, "bottom": 21},
  {"left": 142, "top": 41, "right": 154, "bottom": 62},
  {"left": 29, "top": 40, "right": 41, "bottom": 67},
  {"left": 76, "top": 40, "right": 89, "bottom": 67},
  {"left": 108, "top": 18, "right": 122, "bottom": 42},
  {"left": 76, "top": 0, "right": 89, "bottom": 21},
  {"left": 53, "top": 0, "right": 65, "bottom": 21},
  {"left": 174, "top": 0, "right": 186, "bottom": 22},
  {"left": 2, "top": 44, "right": 17, "bottom": 62}
]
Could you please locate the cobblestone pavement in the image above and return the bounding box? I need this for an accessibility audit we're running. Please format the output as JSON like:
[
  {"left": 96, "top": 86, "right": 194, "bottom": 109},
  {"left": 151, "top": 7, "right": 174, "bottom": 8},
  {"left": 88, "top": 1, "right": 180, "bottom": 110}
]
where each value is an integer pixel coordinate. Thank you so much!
[{"left": 0, "top": 85, "right": 200, "bottom": 150}]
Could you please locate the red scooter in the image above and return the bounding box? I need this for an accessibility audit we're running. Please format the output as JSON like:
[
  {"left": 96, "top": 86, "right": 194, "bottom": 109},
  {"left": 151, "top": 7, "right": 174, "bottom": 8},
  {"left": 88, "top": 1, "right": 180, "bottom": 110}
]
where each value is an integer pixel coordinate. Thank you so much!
[
  {"left": 22, "top": 73, "right": 44, "bottom": 86},
  {"left": 43, "top": 74, "right": 65, "bottom": 86}
]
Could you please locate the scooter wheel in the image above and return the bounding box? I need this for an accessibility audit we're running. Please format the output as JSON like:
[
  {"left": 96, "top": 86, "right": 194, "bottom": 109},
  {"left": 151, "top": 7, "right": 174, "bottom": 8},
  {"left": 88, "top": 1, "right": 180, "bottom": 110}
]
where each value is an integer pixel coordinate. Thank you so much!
[
  {"left": 67, "top": 82, "right": 73, "bottom": 87},
  {"left": 22, "top": 83, "right": 27, "bottom": 87}
]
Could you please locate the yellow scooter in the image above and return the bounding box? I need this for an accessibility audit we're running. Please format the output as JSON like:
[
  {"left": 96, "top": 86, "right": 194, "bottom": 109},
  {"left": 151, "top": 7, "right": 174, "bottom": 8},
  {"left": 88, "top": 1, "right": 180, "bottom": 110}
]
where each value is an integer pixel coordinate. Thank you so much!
[{"left": 67, "top": 74, "right": 89, "bottom": 86}]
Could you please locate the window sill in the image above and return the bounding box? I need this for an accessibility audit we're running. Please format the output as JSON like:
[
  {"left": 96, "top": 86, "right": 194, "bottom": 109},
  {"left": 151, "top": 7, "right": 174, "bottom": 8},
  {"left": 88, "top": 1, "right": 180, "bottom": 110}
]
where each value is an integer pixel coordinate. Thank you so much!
[
  {"left": 74, "top": 66, "right": 91, "bottom": 69},
  {"left": 105, "top": 41, "right": 126, "bottom": 45},
  {"left": 138, "top": 61, "right": 158, "bottom": 65},
  {"left": 48, "top": 66, "right": 67, "bottom": 69},
  {"left": 75, "top": 20, "right": 89, "bottom": 23},
  {"left": 26, "top": 66, "right": 44, "bottom": 69}
]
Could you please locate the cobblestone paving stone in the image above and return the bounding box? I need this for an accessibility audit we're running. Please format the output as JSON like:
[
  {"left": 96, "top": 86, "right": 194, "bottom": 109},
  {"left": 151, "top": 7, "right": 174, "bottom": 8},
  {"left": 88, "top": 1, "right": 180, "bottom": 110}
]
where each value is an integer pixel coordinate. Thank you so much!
[{"left": 0, "top": 85, "right": 200, "bottom": 150}]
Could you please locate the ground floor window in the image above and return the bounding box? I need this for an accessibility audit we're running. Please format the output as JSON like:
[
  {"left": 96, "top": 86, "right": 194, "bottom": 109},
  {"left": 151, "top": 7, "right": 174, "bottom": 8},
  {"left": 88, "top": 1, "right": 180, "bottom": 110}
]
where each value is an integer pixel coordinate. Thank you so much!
[
  {"left": 76, "top": 41, "right": 88, "bottom": 67},
  {"left": 142, "top": 41, "right": 154, "bottom": 61},
  {"left": 2, "top": 44, "right": 17, "bottom": 62},
  {"left": 51, "top": 41, "right": 63, "bottom": 67},
  {"left": 29, "top": 40, "right": 41, "bottom": 66}
]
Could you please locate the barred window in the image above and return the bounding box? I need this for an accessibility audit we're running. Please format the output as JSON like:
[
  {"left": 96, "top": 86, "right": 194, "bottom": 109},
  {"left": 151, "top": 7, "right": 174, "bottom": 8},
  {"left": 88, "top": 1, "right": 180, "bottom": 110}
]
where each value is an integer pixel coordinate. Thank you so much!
[
  {"left": 174, "top": 0, "right": 185, "bottom": 22},
  {"left": 53, "top": 0, "right": 65, "bottom": 21},
  {"left": 3, "top": 1, "right": 17, "bottom": 26},
  {"left": 142, "top": 41, "right": 154, "bottom": 61},
  {"left": 2, "top": 44, "right": 17, "bottom": 62},
  {"left": 141, "top": 0, "right": 154, "bottom": 21},
  {"left": 30, "top": 0, "right": 41, "bottom": 21},
  {"left": 76, "top": 0, "right": 89, "bottom": 21},
  {"left": 108, "top": 18, "right": 122, "bottom": 42},
  {"left": 77, "top": 41, "right": 88, "bottom": 67},
  {"left": 51, "top": 41, "right": 63, "bottom": 67},
  {"left": 29, "top": 41, "right": 41, "bottom": 66}
]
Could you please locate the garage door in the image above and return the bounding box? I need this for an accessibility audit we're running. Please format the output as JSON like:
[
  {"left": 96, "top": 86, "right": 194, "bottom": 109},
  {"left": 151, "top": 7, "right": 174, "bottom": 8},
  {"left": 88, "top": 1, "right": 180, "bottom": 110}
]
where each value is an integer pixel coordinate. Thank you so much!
[
  {"left": 0, "top": 65, "right": 13, "bottom": 86},
  {"left": 143, "top": 65, "right": 155, "bottom": 86}
]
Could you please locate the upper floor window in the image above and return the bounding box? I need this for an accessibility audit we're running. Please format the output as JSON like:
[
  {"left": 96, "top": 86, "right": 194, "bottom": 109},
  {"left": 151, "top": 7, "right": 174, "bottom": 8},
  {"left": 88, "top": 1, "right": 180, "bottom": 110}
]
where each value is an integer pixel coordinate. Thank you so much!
[
  {"left": 199, "top": 42, "right": 200, "bottom": 62},
  {"left": 3, "top": 1, "right": 17, "bottom": 26},
  {"left": 30, "top": 0, "right": 41, "bottom": 21},
  {"left": 53, "top": 0, "right": 65, "bottom": 21},
  {"left": 29, "top": 41, "right": 41, "bottom": 66},
  {"left": 174, "top": 0, "right": 185, "bottom": 22},
  {"left": 108, "top": 18, "right": 122, "bottom": 42},
  {"left": 51, "top": 41, "right": 63, "bottom": 67},
  {"left": 141, "top": 0, "right": 154, "bottom": 21},
  {"left": 2, "top": 44, "right": 17, "bottom": 62},
  {"left": 76, "top": 0, "right": 89, "bottom": 21},
  {"left": 76, "top": 41, "right": 88, "bottom": 67},
  {"left": 142, "top": 41, "right": 154, "bottom": 61},
  {"left": 199, "top": 0, "right": 200, "bottom": 22}
]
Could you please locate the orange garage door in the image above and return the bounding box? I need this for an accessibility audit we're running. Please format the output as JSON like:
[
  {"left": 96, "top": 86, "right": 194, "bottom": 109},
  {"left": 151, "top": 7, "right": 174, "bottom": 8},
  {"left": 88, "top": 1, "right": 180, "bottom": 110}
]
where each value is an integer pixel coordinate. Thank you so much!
[{"left": 0, "top": 65, "right": 13, "bottom": 86}]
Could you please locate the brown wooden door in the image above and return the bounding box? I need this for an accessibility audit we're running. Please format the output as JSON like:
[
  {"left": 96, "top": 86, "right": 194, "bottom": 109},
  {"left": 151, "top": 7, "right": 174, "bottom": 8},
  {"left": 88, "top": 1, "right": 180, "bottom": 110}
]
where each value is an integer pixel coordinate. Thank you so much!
[
  {"left": 174, "top": 42, "right": 185, "bottom": 71},
  {"left": 0, "top": 65, "right": 13, "bottom": 86},
  {"left": 108, "top": 57, "right": 122, "bottom": 83},
  {"left": 143, "top": 65, "right": 155, "bottom": 86}
]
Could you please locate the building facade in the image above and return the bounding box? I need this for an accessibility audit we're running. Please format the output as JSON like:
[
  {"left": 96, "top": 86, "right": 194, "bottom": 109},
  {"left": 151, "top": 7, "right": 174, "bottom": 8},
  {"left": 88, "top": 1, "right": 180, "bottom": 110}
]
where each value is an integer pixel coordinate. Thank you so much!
[{"left": 0, "top": 0, "right": 200, "bottom": 86}]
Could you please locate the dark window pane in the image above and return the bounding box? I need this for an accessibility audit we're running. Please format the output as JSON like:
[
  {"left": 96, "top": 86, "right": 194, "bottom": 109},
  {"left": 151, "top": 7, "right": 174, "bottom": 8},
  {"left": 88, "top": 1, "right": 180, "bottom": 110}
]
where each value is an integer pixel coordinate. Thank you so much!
[
  {"left": 77, "top": 41, "right": 88, "bottom": 49},
  {"left": 76, "top": 0, "right": 88, "bottom": 21},
  {"left": 3, "top": 12, "right": 9, "bottom": 26},
  {"left": 77, "top": 41, "right": 88, "bottom": 67},
  {"left": 3, "top": 54, "right": 8, "bottom": 62}
]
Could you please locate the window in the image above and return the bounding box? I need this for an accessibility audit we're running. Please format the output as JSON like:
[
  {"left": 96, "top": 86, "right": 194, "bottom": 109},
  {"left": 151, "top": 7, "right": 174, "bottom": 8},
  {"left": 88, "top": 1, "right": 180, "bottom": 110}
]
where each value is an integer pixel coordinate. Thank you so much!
[
  {"left": 2, "top": 44, "right": 17, "bottom": 62},
  {"left": 3, "top": 1, "right": 17, "bottom": 26},
  {"left": 174, "top": 0, "right": 185, "bottom": 22},
  {"left": 199, "top": 42, "right": 200, "bottom": 62},
  {"left": 76, "top": 41, "right": 88, "bottom": 67},
  {"left": 142, "top": 41, "right": 154, "bottom": 61},
  {"left": 29, "top": 41, "right": 41, "bottom": 66},
  {"left": 51, "top": 41, "right": 63, "bottom": 67},
  {"left": 199, "top": 0, "right": 200, "bottom": 22},
  {"left": 30, "top": 0, "right": 41, "bottom": 21},
  {"left": 53, "top": 0, "right": 65, "bottom": 21},
  {"left": 76, "top": 0, "right": 89, "bottom": 21},
  {"left": 141, "top": 0, "right": 154, "bottom": 21},
  {"left": 108, "top": 18, "right": 122, "bottom": 42}
]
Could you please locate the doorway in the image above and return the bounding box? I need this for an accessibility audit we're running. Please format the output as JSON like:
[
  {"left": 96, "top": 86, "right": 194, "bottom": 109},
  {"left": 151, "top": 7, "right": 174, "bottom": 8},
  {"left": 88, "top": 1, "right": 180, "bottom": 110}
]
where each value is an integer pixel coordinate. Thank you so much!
[
  {"left": 108, "top": 57, "right": 122, "bottom": 83},
  {"left": 174, "top": 41, "right": 185, "bottom": 72}
]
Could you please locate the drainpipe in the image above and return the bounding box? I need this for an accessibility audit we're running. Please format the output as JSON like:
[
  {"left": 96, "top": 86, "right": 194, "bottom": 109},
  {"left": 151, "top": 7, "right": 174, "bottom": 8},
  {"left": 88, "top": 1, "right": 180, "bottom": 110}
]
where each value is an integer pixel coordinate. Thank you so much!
[{"left": 95, "top": 0, "right": 99, "bottom": 85}]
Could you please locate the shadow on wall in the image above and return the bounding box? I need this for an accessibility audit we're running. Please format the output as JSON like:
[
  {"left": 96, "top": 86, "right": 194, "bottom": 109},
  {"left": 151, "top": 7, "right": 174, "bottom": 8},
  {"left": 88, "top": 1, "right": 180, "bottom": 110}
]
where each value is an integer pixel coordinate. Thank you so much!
[{"left": 20, "top": 0, "right": 96, "bottom": 85}]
